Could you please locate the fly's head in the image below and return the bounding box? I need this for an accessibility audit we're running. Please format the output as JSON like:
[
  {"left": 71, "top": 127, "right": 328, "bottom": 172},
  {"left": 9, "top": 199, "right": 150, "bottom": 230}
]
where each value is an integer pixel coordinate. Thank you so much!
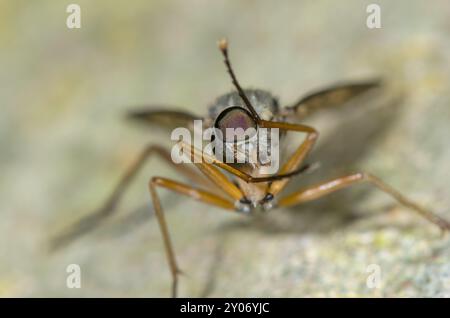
[{"left": 208, "top": 90, "right": 282, "bottom": 171}]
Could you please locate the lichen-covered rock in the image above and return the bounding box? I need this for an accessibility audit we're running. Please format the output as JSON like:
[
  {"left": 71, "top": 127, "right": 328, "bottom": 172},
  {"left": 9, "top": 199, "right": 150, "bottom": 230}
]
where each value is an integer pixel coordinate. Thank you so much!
[{"left": 1, "top": 0, "right": 450, "bottom": 297}]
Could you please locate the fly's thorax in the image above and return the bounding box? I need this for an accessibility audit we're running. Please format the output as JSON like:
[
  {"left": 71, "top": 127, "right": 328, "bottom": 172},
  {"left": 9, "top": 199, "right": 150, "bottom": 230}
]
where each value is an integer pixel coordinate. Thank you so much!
[{"left": 208, "top": 89, "right": 280, "bottom": 121}]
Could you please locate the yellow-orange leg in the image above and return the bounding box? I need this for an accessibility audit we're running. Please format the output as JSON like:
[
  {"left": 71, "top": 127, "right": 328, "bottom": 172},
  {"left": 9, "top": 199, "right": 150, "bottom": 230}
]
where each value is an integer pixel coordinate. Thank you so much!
[
  {"left": 149, "top": 177, "right": 235, "bottom": 298},
  {"left": 278, "top": 172, "right": 450, "bottom": 231},
  {"left": 259, "top": 120, "right": 319, "bottom": 195},
  {"left": 51, "top": 144, "right": 212, "bottom": 250},
  {"left": 178, "top": 132, "right": 315, "bottom": 184}
]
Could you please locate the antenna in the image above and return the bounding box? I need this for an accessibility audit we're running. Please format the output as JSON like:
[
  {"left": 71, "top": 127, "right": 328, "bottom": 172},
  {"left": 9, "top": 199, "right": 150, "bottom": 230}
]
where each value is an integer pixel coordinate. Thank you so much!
[{"left": 218, "top": 39, "right": 261, "bottom": 122}]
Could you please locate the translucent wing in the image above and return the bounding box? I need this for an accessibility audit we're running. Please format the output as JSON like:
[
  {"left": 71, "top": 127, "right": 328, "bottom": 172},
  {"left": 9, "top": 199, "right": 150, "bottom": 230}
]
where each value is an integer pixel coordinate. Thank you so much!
[
  {"left": 127, "top": 107, "right": 201, "bottom": 131},
  {"left": 283, "top": 80, "right": 381, "bottom": 119}
]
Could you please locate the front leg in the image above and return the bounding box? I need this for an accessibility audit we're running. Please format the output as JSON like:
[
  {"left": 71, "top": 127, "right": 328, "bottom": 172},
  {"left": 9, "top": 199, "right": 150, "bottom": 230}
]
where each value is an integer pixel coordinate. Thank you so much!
[
  {"left": 149, "top": 176, "right": 236, "bottom": 297},
  {"left": 259, "top": 120, "right": 319, "bottom": 195}
]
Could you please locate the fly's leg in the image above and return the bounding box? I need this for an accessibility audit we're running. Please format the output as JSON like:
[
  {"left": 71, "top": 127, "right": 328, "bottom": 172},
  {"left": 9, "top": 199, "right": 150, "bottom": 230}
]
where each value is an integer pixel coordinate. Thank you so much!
[
  {"left": 278, "top": 172, "right": 450, "bottom": 232},
  {"left": 149, "top": 177, "right": 235, "bottom": 297},
  {"left": 51, "top": 144, "right": 212, "bottom": 250}
]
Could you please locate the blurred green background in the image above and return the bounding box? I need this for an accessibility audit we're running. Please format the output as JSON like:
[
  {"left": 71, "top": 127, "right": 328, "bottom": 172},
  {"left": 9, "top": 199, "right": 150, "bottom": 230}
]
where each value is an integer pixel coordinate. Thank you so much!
[{"left": 1, "top": 0, "right": 450, "bottom": 297}]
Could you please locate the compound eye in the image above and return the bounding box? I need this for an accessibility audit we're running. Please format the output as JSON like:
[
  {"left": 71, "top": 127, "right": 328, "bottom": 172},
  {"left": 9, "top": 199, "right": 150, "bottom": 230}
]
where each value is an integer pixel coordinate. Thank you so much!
[{"left": 214, "top": 107, "right": 257, "bottom": 142}]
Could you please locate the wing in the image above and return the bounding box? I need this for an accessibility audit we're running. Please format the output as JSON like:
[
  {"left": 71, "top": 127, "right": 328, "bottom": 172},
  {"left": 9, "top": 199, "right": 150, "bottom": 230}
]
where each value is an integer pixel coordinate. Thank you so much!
[
  {"left": 127, "top": 107, "right": 201, "bottom": 131},
  {"left": 283, "top": 79, "right": 381, "bottom": 119}
]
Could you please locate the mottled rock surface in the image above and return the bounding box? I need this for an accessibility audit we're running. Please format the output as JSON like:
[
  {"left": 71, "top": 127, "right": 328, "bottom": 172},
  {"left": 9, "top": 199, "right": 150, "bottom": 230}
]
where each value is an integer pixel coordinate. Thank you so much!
[{"left": 1, "top": 0, "right": 450, "bottom": 297}]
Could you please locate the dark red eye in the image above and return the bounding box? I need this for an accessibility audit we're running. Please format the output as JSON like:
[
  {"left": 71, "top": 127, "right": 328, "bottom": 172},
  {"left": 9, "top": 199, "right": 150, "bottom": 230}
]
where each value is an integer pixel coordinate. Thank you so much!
[{"left": 214, "top": 107, "right": 257, "bottom": 142}]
